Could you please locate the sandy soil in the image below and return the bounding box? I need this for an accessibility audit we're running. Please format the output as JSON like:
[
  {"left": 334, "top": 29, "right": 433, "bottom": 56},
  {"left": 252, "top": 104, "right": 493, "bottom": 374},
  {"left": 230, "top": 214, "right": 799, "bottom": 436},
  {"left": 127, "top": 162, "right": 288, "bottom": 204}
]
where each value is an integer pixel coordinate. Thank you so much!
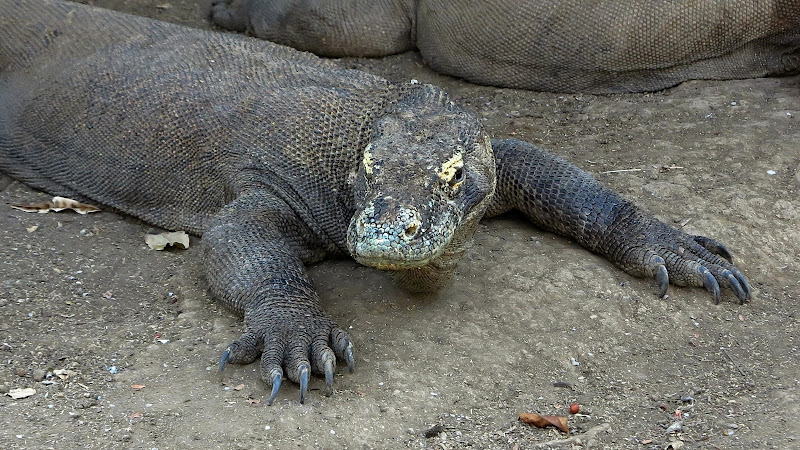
[{"left": 1, "top": 1, "right": 798, "bottom": 448}]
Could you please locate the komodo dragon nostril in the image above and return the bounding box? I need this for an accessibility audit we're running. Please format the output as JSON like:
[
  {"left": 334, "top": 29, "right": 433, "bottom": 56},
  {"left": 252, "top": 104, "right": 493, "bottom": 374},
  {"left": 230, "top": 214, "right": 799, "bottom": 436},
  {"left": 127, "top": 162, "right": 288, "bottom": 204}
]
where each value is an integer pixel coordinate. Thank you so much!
[{"left": 403, "top": 222, "right": 419, "bottom": 239}]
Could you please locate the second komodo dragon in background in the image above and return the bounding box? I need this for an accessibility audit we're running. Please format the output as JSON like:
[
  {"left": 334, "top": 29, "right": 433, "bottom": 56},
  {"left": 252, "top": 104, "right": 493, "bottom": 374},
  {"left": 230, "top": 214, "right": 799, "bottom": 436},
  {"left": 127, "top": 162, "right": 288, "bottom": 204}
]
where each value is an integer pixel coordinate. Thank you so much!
[
  {"left": 1, "top": 0, "right": 751, "bottom": 404},
  {"left": 210, "top": 0, "right": 800, "bottom": 93}
]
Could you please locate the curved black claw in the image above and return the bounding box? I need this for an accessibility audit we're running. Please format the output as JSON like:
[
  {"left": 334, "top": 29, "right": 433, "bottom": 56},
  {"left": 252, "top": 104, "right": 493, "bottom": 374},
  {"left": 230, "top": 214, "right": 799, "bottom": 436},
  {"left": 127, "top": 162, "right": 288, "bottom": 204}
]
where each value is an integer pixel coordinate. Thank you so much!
[
  {"left": 218, "top": 346, "right": 232, "bottom": 372},
  {"left": 730, "top": 268, "right": 752, "bottom": 301},
  {"left": 693, "top": 235, "right": 733, "bottom": 263},
  {"left": 656, "top": 264, "right": 669, "bottom": 298},
  {"left": 323, "top": 356, "right": 335, "bottom": 397},
  {"left": 700, "top": 266, "right": 721, "bottom": 304},
  {"left": 722, "top": 270, "right": 748, "bottom": 304},
  {"left": 331, "top": 328, "right": 356, "bottom": 373},
  {"left": 299, "top": 364, "right": 310, "bottom": 404},
  {"left": 267, "top": 368, "right": 283, "bottom": 406},
  {"left": 344, "top": 341, "right": 356, "bottom": 373}
]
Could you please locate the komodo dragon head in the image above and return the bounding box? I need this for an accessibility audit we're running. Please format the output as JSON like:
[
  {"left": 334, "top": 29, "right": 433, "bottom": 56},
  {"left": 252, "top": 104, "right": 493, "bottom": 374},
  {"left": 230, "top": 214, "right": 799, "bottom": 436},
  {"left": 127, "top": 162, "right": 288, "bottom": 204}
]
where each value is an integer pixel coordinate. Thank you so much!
[{"left": 347, "top": 86, "right": 496, "bottom": 291}]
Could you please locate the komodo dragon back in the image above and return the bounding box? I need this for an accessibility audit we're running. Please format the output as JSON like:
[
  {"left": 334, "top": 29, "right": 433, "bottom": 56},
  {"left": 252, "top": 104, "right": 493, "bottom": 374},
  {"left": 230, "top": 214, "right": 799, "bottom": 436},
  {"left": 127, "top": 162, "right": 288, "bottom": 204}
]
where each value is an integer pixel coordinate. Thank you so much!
[
  {"left": 0, "top": 0, "right": 400, "bottom": 234},
  {"left": 2, "top": 0, "right": 751, "bottom": 404},
  {"left": 211, "top": 0, "right": 800, "bottom": 93}
]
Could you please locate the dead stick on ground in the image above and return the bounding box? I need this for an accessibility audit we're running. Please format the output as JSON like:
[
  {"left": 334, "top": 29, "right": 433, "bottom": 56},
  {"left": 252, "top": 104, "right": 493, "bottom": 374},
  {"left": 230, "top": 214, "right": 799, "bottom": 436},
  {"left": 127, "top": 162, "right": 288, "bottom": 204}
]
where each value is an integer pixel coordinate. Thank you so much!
[
  {"left": 535, "top": 423, "right": 611, "bottom": 447},
  {"left": 599, "top": 168, "right": 643, "bottom": 174},
  {"left": 722, "top": 348, "right": 747, "bottom": 376}
]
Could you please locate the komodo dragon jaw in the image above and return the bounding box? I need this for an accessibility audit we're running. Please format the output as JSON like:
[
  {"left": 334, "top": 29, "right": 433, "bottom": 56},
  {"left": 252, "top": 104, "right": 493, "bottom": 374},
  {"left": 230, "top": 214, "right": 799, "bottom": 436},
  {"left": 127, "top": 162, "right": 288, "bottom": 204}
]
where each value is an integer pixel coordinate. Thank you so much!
[{"left": 345, "top": 94, "right": 496, "bottom": 290}]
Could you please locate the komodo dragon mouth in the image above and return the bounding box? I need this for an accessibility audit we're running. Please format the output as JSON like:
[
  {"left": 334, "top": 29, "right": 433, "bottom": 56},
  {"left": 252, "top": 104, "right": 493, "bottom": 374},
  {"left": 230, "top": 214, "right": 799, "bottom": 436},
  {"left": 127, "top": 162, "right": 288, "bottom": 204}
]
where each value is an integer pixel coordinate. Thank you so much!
[{"left": 348, "top": 194, "right": 453, "bottom": 270}]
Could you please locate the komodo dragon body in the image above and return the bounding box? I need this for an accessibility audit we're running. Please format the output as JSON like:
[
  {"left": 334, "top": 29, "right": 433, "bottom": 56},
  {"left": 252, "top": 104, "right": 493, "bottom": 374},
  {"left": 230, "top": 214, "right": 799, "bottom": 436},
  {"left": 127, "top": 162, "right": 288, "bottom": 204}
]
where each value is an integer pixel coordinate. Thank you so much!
[
  {"left": 1, "top": 0, "right": 750, "bottom": 404},
  {"left": 210, "top": 0, "right": 800, "bottom": 93}
]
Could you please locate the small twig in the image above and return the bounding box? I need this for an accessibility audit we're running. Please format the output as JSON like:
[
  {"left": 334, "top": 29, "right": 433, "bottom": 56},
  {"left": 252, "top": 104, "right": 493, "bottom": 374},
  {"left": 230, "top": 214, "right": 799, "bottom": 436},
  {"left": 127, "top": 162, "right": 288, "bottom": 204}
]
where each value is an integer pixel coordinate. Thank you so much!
[
  {"left": 535, "top": 423, "right": 611, "bottom": 447},
  {"left": 599, "top": 168, "right": 643, "bottom": 174},
  {"left": 721, "top": 348, "right": 747, "bottom": 376},
  {"left": 679, "top": 218, "right": 692, "bottom": 228}
]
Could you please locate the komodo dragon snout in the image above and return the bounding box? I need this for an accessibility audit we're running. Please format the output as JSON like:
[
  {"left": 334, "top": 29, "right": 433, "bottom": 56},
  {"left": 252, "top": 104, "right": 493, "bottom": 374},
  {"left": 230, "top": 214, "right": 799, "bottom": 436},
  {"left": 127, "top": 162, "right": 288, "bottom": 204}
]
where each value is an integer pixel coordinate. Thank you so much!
[{"left": 347, "top": 102, "right": 496, "bottom": 290}]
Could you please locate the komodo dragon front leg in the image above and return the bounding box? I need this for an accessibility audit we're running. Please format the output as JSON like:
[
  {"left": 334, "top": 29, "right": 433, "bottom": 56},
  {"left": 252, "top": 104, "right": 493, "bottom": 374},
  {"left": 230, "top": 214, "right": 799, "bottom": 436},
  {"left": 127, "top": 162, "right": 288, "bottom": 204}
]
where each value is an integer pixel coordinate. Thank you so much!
[
  {"left": 486, "top": 139, "right": 751, "bottom": 303},
  {"left": 204, "top": 192, "right": 355, "bottom": 405}
]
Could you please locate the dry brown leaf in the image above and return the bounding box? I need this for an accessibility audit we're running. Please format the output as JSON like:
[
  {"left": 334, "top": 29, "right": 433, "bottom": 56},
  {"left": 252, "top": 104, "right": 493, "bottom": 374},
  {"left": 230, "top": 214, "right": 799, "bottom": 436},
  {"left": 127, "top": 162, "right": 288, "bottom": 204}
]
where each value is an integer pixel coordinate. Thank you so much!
[
  {"left": 131, "top": 384, "right": 146, "bottom": 390},
  {"left": 234, "top": 384, "right": 245, "bottom": 391},
  {"left": 145, "top": 231, "right": 190, "bottom": 250},
  {"left": 246, "top": 398, "right": 261, "bottom": 405},
  {"left": 519, "top": 412, "right": 569, "bottom": 433},
  {"left": 11, "top": 196, "right": 100, "bottom": 214}
]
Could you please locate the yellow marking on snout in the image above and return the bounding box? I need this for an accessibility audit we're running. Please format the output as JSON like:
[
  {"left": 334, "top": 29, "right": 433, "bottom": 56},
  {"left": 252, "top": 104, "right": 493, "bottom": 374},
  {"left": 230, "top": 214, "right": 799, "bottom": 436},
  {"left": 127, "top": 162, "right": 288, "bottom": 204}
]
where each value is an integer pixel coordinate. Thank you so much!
[
  {"left": 363, "top": 144, "right": 374, "bottom": 175},
  {"left": 439, "top": 151, "right": 464, "bottom": 187}
]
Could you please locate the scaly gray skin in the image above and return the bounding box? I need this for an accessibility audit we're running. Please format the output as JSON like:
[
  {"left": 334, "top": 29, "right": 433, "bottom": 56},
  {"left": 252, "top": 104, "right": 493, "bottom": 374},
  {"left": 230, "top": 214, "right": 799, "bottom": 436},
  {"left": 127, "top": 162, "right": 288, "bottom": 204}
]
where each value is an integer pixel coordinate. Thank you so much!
[
  {"left": 1, "top": 0, "right": 750, "bottom": 404},
  {"left": 210, "top": 0, "right": 800, "bottom": 93}
]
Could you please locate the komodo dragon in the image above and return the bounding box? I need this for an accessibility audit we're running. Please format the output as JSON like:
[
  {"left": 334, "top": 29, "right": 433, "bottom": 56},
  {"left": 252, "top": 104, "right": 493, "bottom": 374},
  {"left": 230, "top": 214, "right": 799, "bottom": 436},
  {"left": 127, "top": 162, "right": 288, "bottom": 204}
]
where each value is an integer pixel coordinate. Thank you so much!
[
  {"left": 210, "top": 0, "right": 800, "bottom": 93},
  {"left": 1, "top": 0, "right": 751, "bottom": 404}
]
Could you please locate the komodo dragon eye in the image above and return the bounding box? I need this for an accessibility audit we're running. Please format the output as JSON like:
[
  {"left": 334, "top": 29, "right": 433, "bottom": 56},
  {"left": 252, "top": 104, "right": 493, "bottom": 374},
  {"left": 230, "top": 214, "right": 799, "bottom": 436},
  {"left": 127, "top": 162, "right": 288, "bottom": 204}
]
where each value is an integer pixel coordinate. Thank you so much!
[
  {"left": 440, "top": 151, "right": 465, "bottom": 189},
  {"left": 449, "top": 167, "right": 465, "bottom": 187}
]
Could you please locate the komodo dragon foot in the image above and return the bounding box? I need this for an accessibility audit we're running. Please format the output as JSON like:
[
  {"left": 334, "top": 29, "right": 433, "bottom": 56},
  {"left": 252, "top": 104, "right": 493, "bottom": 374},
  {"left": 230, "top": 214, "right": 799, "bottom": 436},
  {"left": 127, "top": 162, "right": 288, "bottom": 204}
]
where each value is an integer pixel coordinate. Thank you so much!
[
  {"left": 642, "top": 231, "right": 750, "bottom": 304},
  {"left": 218, "top": 312, "right": 355, "bottom": 405},
  {"left": 602, "top": 222, "right": 751, "bottom": 304}
]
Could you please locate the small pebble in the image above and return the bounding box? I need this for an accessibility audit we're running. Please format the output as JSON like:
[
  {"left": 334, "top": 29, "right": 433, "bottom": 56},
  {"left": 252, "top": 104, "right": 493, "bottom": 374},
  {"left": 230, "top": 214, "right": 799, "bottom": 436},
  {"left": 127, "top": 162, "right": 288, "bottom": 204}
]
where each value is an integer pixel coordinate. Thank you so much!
[
  {"left": 666, "top": 421, "right": 683, "bottom": 434},
  {"left": 424, "top": 424, "right": 445, "bottom": 438}
]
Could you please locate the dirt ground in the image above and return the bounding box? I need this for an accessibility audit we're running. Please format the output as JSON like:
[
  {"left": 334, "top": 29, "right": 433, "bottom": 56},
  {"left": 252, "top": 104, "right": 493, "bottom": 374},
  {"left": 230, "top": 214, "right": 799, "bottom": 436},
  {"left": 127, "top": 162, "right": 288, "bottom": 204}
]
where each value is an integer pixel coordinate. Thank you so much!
[{"left": 1, "top": 1, "right": 798, "bottom": 448}]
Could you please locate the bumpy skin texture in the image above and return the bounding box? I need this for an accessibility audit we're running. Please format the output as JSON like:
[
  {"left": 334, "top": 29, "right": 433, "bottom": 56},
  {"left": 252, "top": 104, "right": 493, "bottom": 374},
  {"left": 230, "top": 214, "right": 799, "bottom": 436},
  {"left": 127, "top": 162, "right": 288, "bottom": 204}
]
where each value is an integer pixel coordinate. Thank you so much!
[
  {"left": 2, "top": 0, "right": 749, "bottom": 403},
  {"left": 210, "top": 0, "right": 800, "bottom": 93}
]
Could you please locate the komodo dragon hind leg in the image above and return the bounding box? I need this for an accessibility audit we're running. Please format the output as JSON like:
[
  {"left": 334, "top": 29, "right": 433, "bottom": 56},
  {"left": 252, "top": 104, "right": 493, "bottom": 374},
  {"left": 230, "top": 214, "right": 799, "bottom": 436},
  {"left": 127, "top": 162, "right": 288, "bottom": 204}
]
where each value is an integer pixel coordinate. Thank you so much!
[
  {"left": 204, "top": 192, "right": 355, "bottom": 405},
  {"left": 485, "top": 139, "right": 751, "bottom": 304}
]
